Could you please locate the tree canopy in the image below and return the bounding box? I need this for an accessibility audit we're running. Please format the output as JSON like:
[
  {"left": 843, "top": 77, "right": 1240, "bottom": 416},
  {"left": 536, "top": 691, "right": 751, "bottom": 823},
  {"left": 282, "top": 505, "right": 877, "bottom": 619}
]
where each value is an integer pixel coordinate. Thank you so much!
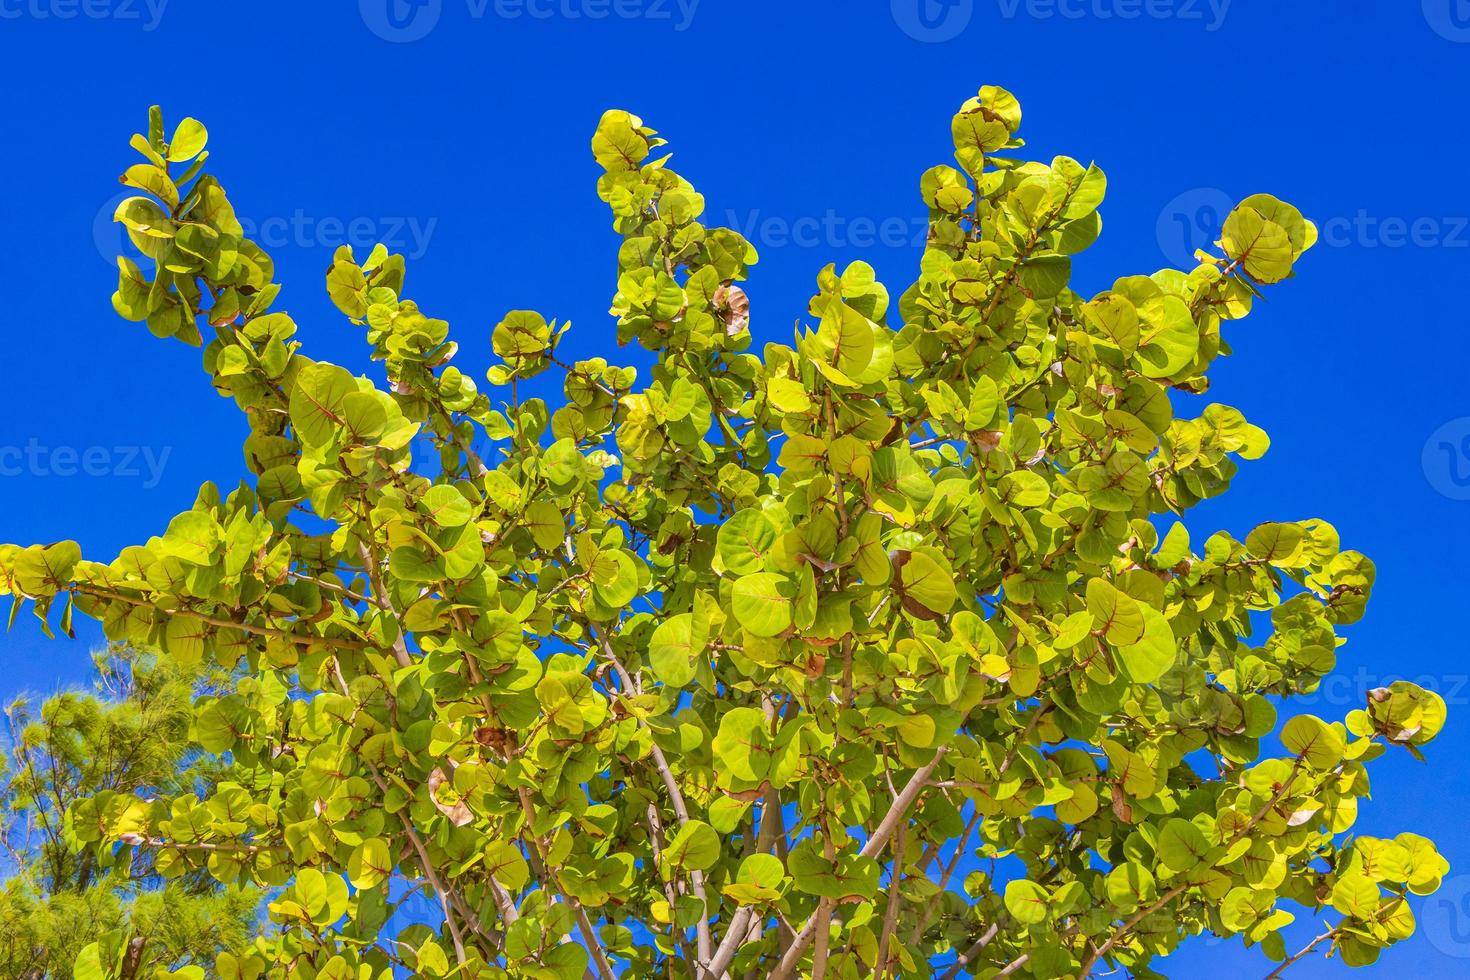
[
  {"left": 0, "top": 86, "right": 1449, "bottom": 978},
  {"left": 0, "top": 645, "right": 257, "bottom": 977}
]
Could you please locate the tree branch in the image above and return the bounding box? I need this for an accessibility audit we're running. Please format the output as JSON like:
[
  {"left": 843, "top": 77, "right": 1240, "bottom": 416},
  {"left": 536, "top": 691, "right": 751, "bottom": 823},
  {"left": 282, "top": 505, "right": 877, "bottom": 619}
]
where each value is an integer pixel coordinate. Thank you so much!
[
  {"left": 1261, "top": 926, "right": 1338, "bottom": 979},
  {"left": 766, "top": 746, "right": 949, "bottom": 980},
  {"left": 591, "top": 624, "right": 714, "bottom": 967},
  {"left": 936, "top": 922, "right": 999, "bottom": 980}
]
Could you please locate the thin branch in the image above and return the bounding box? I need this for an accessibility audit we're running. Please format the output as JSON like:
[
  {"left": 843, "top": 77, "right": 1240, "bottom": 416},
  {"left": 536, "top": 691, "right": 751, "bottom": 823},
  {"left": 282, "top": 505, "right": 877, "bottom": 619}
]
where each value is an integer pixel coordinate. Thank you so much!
[
  {"left": 704, "top": 908, "right": 756, "bottom": 980},
  {"left": 330, "top": 659, "right": 472, "bottom": 966},
  {"left": 936, "top": 922, "right": 1000, "bottom": 980},
  {"left": 72, "top": 585, "right": 371, "bottom": 649},
  {"left": 357, "top": 542, "right": 412, "bottom": 669},
  {"left": 766, "top": 746, "right": 949, "bottom": 980},
  {"left": 516, "top": 786, "right": 617, "bottom": 980},
  {"left": 1261, "top": 926, "right": 1338, "bottom": 979},
  {"left": 874, "top": 818, "right": 909, "bottom": 976},
  {"left": 1078, "top": 882, "right": 1188, "bottom": 976},
  {"left": 905, "top": 811, "right": 980, "bottom": 949},
  {"left": 592, "top": 624, "right": 714, "bottom": 967}
]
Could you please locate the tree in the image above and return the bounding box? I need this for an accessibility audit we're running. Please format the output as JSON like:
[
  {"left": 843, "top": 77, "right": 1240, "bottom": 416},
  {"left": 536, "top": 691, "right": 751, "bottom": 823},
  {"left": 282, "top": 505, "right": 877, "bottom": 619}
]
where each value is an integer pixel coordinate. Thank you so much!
[
  {"left": 0, "top": 646, "right": 257, "bottom": 977},
  {"left": 0, "top": 86, "right": 1449, "bottom": 979}
]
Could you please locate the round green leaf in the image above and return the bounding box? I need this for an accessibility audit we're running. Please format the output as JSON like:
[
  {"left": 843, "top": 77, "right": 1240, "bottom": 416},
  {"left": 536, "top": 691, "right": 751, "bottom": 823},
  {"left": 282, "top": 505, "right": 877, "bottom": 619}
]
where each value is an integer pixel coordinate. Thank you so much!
[
  {"left": 717, "top": 509, "right": 778, "bottom": 576},
  {"left": 1281, "top": 715, "right": 1344, "bottom": 770},
  {"left": 1004, "top": 879, "right": 1051, "bottom": 925},
  {"left": 723, "top": 853, "right": 788, "bottom": 905},
  {"left": 665, "top": 820, "right": 720, "bottom": 872},
  {"left": 421, "top": 485, "right": 473, "bottom": 528},
  {"left": 894, "top": 549, "right": 957, "bottom": 619},
  {"left": 649, "top": 613, "right": 702, "bottom": 688},
  {"left": 348, "top": 838, "right": 391, "bottom": 889},
  {"left": 1116, "top": 604, "right": 1177, "bottom": 684},
  {"left": 1156, "top": 818, "right": 1210, "bottom": 875},
  {"left": 731, "top": 573, "right": 793, "bottom": 638}
]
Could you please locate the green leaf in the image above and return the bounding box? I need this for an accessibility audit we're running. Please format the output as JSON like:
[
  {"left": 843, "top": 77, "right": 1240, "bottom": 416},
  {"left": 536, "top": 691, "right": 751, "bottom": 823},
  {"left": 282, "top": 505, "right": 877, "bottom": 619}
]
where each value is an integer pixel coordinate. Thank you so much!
[
  {"left": 160, "top": 512, "right": 220, "bottom": 567},
  {"left": 998, "top": 470, "right": 1050, "bottom": 508},
  {"left": 422, "top": 485, "right": 474, "bottom": 528},
  {"left": 649, "top": 613, "right": 702, "bottom": 688},
  {"left": 814, "top": 304, "right": 874, "bottom": 378},
  {"left": 1004, "top": 879, "right": 1051, "bottom": 925},
  {"left": 1223, "top": 205, "right": 1296, "bottom": 283},
  {"left": 1106, "top": 863, "right": 1156, "bottom": 913},
  {"left": 665, "top": 820, "right": 720, "bottom": 872},
  {"left": 717, "top": 509, "right": 778, "bottom": 576},
  {"left": 1330, "top": 871, "right": 1381, "bottom": 920},
  {"left": 590, "top": 549, "right": 640, "bottom": 608},
  {"left": 1156, "top": 818, "right": 1210, "bottom": 875},
  {"left": 167, "top": 117, "right": 209, "bottom": 162},
  {"left": 289, "top": 362, "right": 357, "bottom": 447},
  {"left": 485, "top": 839, "right": 531, "bottom": 892},
  {"left": 787, "top": 839, "right": 880, "bottom": 900},
  {"left": 1246, "top": 521, "right": 1304, "bottom": 565},
  {"left": 893, "top": 549, "right": 958, "bottom": 619},
  {"left": 711, "top": 707, "right": 771, "bottom": 783},
  {"left": 767, "top": 376, "right": 812, "bottom": 414},
  {"left": 1116, "top": 604, "right": 1176, "bottom": 683},
  {"left": 731, "top": 573, "right": 793, "bottom": 638},
  {"left": 1087, "top": 578, "right": 1145, "bottom": 646},
  {"left": 493, "top": 310, "right": 551, "bottom": 359},
  {"left": 542, "top": 439, "right": 585, "bottom": 490},
  {"left": 348, "top": 838, "right": 391, "bottom": 889},
  {"left": 592, "top": 110, "right": 650, "bottom": 172},
  {"left": 164, "top": 615, "right": 207, "bottom": 668},
  {"left": 72, "top": 944, "right": 104, "bottom": 980},
  {"left": 723, "top": 853, "right": 787, "bottom": 905},
  {"left": 417, "top": 940, "right": 450, "bottom": 976},
  {"left": 524, "top": 499, "right": 565, "bottom": 551},
  {"left": 1281, "top": 715, "right": 1344, "bottom": 770},
  {"left": 114, "top": 196, "right": 175, "bottom": 238}
]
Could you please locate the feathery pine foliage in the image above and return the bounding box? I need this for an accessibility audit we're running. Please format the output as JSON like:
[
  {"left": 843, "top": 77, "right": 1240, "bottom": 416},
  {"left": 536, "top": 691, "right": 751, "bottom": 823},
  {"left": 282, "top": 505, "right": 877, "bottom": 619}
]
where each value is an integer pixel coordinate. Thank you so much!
[{"left": 0, "top": 646, "right": 257, "bottom": 978}]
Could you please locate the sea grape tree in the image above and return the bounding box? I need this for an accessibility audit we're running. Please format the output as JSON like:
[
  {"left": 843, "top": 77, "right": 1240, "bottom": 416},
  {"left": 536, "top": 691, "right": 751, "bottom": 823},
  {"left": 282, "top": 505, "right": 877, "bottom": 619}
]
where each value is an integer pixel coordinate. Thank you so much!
[{"left": 0, "top": 87, "right": 1449, "bottom": 979}]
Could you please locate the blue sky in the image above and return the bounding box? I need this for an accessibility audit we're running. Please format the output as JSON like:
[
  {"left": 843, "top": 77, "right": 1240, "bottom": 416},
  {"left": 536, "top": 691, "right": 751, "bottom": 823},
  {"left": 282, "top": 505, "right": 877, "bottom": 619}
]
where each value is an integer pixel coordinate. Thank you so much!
[{"left": 2, "top": 0, "right": 1469, "bottom": 975}]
